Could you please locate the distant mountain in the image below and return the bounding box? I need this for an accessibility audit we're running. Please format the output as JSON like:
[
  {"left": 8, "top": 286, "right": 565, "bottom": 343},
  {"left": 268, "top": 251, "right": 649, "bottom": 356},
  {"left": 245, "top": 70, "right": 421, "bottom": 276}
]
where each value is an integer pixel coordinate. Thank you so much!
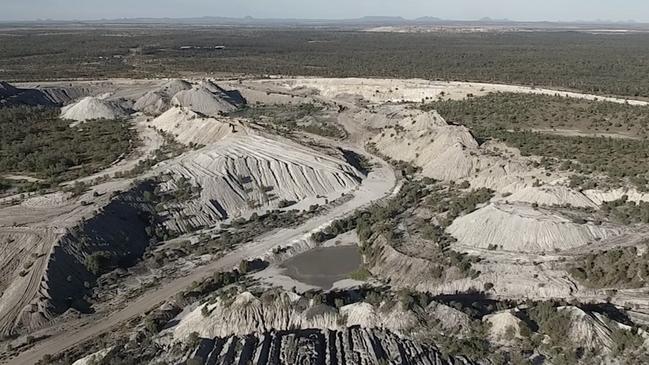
[
  {"left": 479, "top": 17, "right": 512, "bottom": 23},
  {"left": 359, "top": 16, "right": 406, "bottom": 22},
  {"left": 2, "top": 16, "right": 648, "bottom": 30}
]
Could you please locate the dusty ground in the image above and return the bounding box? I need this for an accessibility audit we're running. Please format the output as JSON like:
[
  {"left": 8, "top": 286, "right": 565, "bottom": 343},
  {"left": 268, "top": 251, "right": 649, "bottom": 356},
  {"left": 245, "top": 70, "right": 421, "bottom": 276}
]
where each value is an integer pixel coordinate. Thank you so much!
[{"left": 4, "top": 76, "right": 649, "bottom": 364}]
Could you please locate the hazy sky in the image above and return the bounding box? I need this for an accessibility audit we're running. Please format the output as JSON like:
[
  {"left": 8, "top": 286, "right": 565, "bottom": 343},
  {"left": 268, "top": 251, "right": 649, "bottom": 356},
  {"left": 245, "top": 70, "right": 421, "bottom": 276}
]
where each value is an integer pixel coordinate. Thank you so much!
[{"left": 2, "top": 0, "right": 646, "bottom": 22}]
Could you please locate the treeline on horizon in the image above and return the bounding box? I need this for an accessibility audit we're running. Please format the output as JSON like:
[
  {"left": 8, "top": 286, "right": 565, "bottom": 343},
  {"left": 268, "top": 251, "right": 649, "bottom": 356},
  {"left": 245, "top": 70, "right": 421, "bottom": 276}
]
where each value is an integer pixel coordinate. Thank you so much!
[{"left": 2, "top": 28, "right": 649, "bottom": 98}]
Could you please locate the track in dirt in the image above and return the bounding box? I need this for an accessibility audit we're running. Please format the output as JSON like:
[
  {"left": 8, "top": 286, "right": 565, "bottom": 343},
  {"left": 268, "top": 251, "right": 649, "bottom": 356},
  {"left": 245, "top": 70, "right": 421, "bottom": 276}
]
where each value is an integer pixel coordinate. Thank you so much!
[{"left": 4, "top": 148, "right": 396, "bottom": 365}]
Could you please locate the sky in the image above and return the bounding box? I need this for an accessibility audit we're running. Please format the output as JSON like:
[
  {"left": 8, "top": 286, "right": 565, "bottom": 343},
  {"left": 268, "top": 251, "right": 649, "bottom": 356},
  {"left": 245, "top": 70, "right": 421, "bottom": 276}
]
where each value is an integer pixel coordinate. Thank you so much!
[{"left": 2, "top": 0, "right": 646, "bottom": 22}]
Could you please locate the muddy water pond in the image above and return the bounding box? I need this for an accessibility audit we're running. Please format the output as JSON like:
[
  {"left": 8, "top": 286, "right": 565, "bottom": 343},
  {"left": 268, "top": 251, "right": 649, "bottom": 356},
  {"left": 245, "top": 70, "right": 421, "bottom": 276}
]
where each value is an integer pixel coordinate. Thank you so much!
[{"left": 280, "top": 245, "right": 361, "bottom": 289}]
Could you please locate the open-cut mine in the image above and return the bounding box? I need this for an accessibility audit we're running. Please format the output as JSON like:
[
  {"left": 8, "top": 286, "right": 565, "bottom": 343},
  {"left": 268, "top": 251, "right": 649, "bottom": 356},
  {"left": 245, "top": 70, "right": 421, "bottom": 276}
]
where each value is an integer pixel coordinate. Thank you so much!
[{"left": 1, "top": 74, "right": 649, "bottom": 365}]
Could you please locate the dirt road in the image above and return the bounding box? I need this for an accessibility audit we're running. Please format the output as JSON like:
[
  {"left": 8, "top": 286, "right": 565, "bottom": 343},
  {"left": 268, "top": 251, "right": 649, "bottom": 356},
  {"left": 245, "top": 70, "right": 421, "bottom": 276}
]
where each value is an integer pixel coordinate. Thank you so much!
[{"left": 5, "top": 151, "right": 396, "bottom": 365}]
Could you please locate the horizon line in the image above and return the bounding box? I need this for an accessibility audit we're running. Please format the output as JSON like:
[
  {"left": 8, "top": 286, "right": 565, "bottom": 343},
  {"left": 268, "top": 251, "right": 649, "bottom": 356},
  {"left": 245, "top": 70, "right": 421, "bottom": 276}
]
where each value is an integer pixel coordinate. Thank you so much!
[{"left": 0, "top": 15, "right": 645, "bottom": 25}]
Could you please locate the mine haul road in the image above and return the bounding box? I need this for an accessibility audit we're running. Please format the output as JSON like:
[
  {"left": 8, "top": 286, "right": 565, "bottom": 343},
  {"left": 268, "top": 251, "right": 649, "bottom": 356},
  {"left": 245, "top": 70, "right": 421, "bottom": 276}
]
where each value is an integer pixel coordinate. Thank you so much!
[{"left": 5, "top": 151, "right": 396, "bottom": 365}]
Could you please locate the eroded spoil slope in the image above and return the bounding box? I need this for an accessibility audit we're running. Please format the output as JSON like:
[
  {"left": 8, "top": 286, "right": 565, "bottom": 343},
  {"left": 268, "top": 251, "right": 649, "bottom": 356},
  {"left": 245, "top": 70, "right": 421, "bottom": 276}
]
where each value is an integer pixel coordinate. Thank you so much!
[
  {"left": 447, "top": 203, "right": 623, "bottom": 252},
  {"left": 150, "top": 107, "right": 239, "bottom": 146},
  {"left": 161, "top": 291, "right": 477, "bottom": 364},
  {"left": 133, "top": 80, "right": 193, "bottom": 116},
  {"left": 171, "top": 80, "right": 245, "bottom": 117},
  {"left": 184, "top": 327, "right": 477, "bottom": 365},
  {"left": 149, "top": 110, "right": 363, "bottom": 230},
  {"left": 159, "top": 134, "right": 363, "bottom": 230},
  {"left": 368, "top": 105, "right": 549, "bottom": 193},
  {"left": 0, "top": 184, "right": 158, "bottom": 335},
  {"left": 61, "top": 96, "right": 130, "bottom": 123}
]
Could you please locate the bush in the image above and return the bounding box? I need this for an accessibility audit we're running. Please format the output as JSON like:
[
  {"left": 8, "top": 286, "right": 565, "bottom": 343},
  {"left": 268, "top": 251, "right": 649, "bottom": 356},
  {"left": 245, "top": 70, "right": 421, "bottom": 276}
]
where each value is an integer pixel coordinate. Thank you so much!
[
  {"left": 569, "top": 245, "right": 649, "bottom": 288},
  {"left": 84, "top": 251, "right": 114, "bottom": 276},
  {"left": 349, "top": 268, "right": 371, "bottom": 281}
]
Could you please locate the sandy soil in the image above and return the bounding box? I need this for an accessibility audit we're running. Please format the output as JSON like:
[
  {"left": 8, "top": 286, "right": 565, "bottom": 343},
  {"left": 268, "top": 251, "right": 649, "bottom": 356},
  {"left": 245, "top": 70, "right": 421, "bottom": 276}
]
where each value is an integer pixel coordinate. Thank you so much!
[
  {"left": 6, "top": 76, "right": 649, "bottom": 364},
  {"left": 4, "top": 133, "right": 396, "bottom": 365}
]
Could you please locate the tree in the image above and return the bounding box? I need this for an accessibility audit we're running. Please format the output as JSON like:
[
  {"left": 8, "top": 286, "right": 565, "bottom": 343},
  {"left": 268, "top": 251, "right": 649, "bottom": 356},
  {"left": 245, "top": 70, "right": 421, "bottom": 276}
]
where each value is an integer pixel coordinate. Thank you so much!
[
  {"left": 84, "top": 251, "right": 113, "bottom": 276},
  {"left": 238, "top": 260, "right": 250, "bottom": 274}
]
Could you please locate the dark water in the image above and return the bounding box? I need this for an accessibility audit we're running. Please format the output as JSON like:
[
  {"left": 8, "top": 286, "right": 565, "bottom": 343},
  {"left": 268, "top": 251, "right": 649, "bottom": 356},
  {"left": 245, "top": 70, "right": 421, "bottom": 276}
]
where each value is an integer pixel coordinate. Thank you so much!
[{"left": 281, "top": 245, "right": 361, "bottom": 289}]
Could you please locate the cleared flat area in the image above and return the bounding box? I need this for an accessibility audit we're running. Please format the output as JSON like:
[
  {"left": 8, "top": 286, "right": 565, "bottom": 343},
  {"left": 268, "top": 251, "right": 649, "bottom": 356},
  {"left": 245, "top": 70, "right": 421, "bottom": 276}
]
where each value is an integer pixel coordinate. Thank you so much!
[{"left": 281, "top": 245, "right": 361, "bottom": 289}]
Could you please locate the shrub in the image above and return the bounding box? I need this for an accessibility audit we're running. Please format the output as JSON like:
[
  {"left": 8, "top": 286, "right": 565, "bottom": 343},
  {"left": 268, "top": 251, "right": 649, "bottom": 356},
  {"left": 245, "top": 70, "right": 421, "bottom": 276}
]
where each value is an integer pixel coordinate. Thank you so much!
[{"left": 84, "top": 251, "right": 114, "bottom": 276}]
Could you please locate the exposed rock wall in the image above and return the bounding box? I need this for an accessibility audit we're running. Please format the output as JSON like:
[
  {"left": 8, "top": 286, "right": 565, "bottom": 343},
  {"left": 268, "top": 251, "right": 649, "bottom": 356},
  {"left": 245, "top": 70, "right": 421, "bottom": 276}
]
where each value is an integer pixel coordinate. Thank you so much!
[{"left": 185, "top": 327, "right": 478, "bottom": 365}]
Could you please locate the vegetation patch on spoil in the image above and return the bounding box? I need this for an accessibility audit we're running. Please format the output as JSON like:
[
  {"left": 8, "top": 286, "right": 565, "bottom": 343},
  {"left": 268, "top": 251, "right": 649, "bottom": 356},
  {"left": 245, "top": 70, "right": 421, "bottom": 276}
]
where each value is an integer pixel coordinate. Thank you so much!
[
  {"left": 231, "top": 102, "right": 346, "bottom": 139},
  {"left": 422, "top": 92, "right": 649, "bottom": 136},
  {"left": 0, "top": 106, "right": 136, "bottom": 193},
  {"left": 569, "top": 244, "right": 649, "bottom": 289},
  {"left": 312, "top": 178, "right": 490, "bottom": 281},
  {"left": 423, "top": 95, "right": 649, "bottom": 190}
]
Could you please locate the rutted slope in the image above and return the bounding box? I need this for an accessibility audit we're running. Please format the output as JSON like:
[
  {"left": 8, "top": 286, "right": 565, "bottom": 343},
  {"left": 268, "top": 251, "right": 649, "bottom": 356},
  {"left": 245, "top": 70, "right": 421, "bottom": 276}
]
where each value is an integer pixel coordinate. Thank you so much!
[
  {"left": 447, "top": 203, "right": 623, "bottom": 252},
  {"left": 158, "top": 134, "right": 363, "bottom": 230},
  {"left": 368, "top": 106, "right": 552, "bottom": 193},
  {"left": 150, "top": 107, "right": 239, "bottom": 145},
  {"left": 0, "top": 228, "right": 62, "bottom": 335},
  {"left": 183, "top": 327, "right": 477, "bottom": 365}
]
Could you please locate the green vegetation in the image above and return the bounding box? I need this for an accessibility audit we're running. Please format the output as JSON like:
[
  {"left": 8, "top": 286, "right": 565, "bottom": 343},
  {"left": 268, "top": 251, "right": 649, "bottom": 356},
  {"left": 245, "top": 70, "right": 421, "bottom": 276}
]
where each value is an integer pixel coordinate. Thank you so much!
[
  {"left": 424, "top": 94, "right": 649, "bottom": 190},
  {"left": 311, "top": 179, "right": 485, "bottom": 280},
  {"left": 568, "top": 245, "right": 649, "bottom": 289},
  {"left": 419, "top": 183, "right": 494, "bottom": 227},
  {"left": 231, "top": 103, "right": 346, "bottom": 138},
  {"left": 115, "top": 131, "right": 187, "bottom": 179},
  {"left": 176, "top": 269, "right": 242, "bottom": 304},
  {"left": 609, "top": 324, "right": 649, "bottom": 363},
  {"left": 5, "top": 28, "right": 649, "bottom": 98},
  {"left": 348, "top": 267, "right": 371, "bottom": 281},
  {"left": 366, "top": 142, "right": 420, "bottom": 176},
  {"left": 0, "top": 106, "right": 135, "bottom": 193},
  {"left": 84, "top": 251, "right": 114, "bottom": 276},
  {"left": 600, "top": 195, "right": 649, "bottom": 225},
  {"left": 527, "top": 302, "right": 580, "bottom": 363},
  {"left": 423, "top": 92, "right": 649, "bottom": 136}
]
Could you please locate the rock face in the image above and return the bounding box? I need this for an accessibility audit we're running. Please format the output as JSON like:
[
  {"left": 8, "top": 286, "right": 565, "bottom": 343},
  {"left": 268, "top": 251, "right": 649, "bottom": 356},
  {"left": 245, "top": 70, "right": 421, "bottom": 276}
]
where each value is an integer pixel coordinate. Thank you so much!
[
  {"left": 447, "top": 203, "right": 623, "bottom": 252},
  {"left": 60, "top": 96, "right": 129, "bottom": 122},
  {"left": 185, "top": 327, "right": 478, "bottom": 365}
]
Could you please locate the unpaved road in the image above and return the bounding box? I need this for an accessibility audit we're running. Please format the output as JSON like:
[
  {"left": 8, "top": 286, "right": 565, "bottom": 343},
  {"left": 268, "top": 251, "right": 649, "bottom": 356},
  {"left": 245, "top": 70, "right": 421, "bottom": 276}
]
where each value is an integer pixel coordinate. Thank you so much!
[{"left": 5, "top": 152, "right": 396, "bottom": 365}]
